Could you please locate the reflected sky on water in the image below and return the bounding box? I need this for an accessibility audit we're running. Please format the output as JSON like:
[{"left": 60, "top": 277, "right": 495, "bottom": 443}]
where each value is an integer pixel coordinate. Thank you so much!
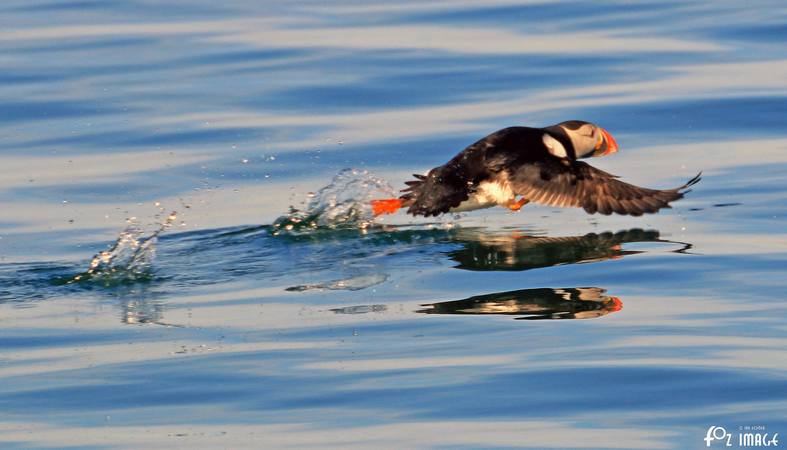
[{"left": 1, "top": 0, "right": 786, "bottom": 448}]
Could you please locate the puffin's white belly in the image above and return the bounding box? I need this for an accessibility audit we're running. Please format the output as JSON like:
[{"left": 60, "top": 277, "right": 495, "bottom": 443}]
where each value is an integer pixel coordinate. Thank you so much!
[{"left": 449, "top": 179, "right": 515, "bottom": 213}]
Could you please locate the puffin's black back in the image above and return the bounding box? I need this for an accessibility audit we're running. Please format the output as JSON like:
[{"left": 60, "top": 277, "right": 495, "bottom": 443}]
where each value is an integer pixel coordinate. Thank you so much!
[{"left": 400, "top": 126, "right": 549, "bottom": 216}]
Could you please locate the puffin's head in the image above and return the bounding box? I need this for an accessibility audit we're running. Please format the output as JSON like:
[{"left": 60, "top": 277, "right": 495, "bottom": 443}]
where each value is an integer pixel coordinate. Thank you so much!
[{"left": 542, "top": 120, "right": 618, "bottom": 160}]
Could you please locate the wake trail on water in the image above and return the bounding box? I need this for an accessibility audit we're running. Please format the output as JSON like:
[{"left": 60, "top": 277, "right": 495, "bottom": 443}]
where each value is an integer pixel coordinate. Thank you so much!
[{"left": 66, "top": 168, "right": 403, "bottom": 286}]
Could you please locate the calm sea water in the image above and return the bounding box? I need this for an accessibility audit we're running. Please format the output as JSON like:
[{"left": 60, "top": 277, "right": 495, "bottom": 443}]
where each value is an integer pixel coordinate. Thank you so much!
[{"left": 1, "top": 1, "right": 786, "bottom": 449}]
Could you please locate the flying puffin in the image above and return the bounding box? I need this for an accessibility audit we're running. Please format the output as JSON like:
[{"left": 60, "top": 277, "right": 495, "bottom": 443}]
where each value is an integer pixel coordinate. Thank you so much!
[{"left": 371, "top": 121, "right": 700, "bottom": 217}]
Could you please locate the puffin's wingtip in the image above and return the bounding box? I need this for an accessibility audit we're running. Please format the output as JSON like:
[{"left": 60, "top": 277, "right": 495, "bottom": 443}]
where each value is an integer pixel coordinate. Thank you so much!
[
  {"left": 684, "top": 172, "right": 702, "bottom": 189},
  {"left": 673, "top": 172, "right": 701, "bottom": 193}
]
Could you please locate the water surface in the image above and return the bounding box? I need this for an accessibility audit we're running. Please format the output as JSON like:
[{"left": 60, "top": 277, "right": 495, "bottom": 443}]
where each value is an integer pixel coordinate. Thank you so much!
[{"left": 1, "top": 1, "right": 786, "bottom": 448}]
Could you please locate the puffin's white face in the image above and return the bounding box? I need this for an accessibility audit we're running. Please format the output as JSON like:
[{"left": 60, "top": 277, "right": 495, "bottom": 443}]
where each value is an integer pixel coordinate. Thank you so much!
[{"left": 543, "top": 121, "right": 619, "bottom": 160}]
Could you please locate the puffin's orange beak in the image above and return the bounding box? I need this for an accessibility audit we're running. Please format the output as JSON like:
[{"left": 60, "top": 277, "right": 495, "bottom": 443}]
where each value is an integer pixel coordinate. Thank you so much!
[{"left": 596, "top": 128, "right": 619, "bottom": 157}]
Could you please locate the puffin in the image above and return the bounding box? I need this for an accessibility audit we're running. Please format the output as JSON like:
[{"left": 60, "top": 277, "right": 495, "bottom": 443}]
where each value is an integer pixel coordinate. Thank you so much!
[{"left": 371, "top": 121, "right": 700, "bottom": 217}]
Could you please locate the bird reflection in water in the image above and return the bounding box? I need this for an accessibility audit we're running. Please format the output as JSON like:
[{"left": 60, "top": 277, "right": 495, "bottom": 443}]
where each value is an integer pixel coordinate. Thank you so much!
[
  {"left": 46, "top": 226, "right": 687, "bottom": 325},
  {"left": 325, "top": 229, "right": 681, "bottom": 321},
  {"left": 448, "top": 228, "right": 688, "bottom": 271},
  {"left": 417, "top": 287, "right": 621, "bottom": 320}
]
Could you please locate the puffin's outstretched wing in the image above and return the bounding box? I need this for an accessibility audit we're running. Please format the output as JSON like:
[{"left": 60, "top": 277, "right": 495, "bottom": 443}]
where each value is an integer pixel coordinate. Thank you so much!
[
  {"left": 509, "top": 160, "right": 701, "bottom": 216},
  {"left": 400, "top": 171, "right": 473, "bottom": 217}
]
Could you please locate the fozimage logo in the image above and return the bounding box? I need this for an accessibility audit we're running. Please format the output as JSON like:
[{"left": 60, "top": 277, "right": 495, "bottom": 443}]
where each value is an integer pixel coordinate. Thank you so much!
[
  {"left": 705, "top": 426, "right": 733, "bottom": 447},
  {"left": 704, "top": 425, "right": 780, "bottom": 447}
]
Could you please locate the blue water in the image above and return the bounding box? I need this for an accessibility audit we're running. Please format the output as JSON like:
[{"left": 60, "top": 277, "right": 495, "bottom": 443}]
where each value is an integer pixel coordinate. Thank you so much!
[{"left": 1, "top": 1, "right": 786, "bottom": 448}]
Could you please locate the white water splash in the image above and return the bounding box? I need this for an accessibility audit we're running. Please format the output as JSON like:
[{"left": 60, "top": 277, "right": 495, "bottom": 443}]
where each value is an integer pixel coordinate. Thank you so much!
[
  {"left": 272, "top": 168, "right": 395, "bottom": 234},
  {"left": 70, "top": 211, "right": 177, "bottom": 284}
]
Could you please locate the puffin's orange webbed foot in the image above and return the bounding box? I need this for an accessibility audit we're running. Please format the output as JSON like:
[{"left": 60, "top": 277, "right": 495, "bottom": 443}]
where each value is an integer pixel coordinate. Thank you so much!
[
  {"left": 506, "top": 197, "right": 530, "bottom": 211},
  {"left": 371, "top": 198, "right": 403, "bottom": 216}
]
